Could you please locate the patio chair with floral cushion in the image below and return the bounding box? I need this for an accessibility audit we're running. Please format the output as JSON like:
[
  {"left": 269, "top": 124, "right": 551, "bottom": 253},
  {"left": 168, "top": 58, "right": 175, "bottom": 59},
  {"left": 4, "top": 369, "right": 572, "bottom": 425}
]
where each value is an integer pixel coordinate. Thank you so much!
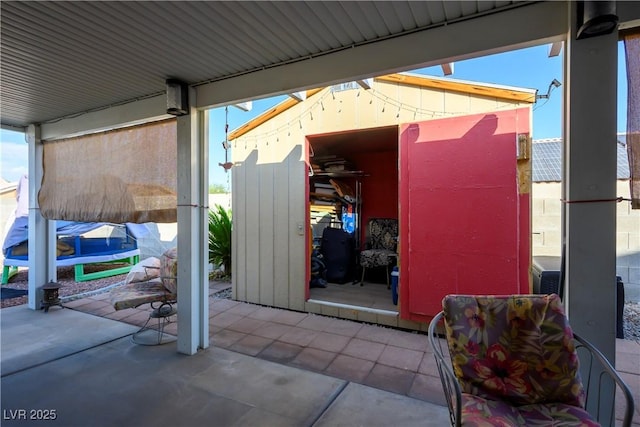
[
  {"left": 428, "top": 294, "right": 635, "bottom": 427},
  {"left": 358, "top": 218, "right": 398, "bottom": 288}
]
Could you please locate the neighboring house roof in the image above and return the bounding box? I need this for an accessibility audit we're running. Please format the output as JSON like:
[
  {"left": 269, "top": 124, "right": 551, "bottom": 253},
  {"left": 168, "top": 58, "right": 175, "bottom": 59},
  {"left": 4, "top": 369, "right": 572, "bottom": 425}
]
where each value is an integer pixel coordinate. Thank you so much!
[
  {"left": 229, "top": 72, "right": 536, "bottom": 140},
  {"left": 0, "top": 178, "right": 17, "bottom": 196},
  {"left": 532, "top": 136, "right": 630, "bottom": 182}
]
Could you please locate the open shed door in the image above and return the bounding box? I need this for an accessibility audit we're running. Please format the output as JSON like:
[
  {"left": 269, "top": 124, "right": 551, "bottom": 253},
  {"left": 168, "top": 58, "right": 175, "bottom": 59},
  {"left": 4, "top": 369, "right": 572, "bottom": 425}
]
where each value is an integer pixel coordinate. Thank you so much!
[{"left": 399, "top": 108, "right": 531, "bottom": 322}]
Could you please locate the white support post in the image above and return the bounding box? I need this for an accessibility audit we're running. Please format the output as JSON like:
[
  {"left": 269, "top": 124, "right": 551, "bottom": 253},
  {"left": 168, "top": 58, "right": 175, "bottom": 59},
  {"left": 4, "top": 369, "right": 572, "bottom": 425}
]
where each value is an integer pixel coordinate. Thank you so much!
[
  {"left": 26, "top": 124, "right": 56, "bottom": 310},
  {"left": 563, "top": 4, "right": 618, "bottom": 361},
  {"left": 199, "top": 109, "right": 210, "bottom": 349},
  {"left": 176, "top": 88, "right": 209, "bottom": 355}
]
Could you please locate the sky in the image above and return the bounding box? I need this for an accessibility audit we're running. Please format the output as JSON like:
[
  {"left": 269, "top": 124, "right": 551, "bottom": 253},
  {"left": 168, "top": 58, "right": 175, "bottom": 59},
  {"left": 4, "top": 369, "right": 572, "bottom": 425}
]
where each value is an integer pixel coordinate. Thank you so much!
[{"left": 0, "top": 42, "right": 628, "bottom": 188}]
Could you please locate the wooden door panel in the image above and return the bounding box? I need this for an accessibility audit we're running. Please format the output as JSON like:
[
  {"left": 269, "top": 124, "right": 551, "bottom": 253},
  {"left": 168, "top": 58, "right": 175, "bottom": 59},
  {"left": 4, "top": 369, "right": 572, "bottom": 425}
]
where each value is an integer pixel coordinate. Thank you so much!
[{"left": 399, "top": 108, "right": 530, "bottom": 321}]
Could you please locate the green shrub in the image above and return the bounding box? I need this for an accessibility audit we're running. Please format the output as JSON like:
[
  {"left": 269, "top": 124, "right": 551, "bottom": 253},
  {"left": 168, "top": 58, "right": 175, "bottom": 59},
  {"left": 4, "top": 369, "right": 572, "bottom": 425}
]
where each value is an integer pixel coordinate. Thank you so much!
[
  {"left": 208, "top": 205, "right": 232, "bottom": 277},
  {"left": 209, "top": 183, "right": 228, "bottom": 194}
]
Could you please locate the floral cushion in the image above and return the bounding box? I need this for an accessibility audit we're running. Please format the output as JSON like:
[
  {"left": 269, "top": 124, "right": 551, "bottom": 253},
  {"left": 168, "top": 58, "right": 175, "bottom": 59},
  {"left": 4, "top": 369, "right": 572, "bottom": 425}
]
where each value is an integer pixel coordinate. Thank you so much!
[
  {"left": 360, "top": 218, "right": 398, "bottom": 269},
  {"left": 460, "top": 394, "right": 599, "bottom": 427},
  {"left": 442, "top": 294, "right": 586, "bottom": 408},
  {"left": 360, "top": 249, "right": 396, "bottom": 268},
  {"left": 160, "top": 247, "right": 178, "bottom": 294},
  {"left": 367, "top": 218, "right": 398, "bottom": 251},
  {"left": 110, "top": 279, "right": 176, "bottom": 311}
]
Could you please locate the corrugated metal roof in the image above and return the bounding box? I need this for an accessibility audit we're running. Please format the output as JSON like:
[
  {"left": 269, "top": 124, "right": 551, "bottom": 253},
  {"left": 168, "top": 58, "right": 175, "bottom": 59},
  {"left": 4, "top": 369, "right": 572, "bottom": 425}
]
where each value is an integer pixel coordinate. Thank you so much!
[
  {"left": 532, "top": 137, "right": 630, "bottom": 182},
  {"left": 532, "top": 139, "right": 563, "bottom": 182},
  {"left": 0, "top": 1, "right": 526, "bottom": 129}
]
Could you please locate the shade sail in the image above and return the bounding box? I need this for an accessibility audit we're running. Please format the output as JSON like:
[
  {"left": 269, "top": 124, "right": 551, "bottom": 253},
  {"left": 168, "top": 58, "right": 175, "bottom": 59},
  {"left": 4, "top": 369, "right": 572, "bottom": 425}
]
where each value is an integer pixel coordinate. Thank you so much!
[{"left": 39, "top": 119, "right": 177, "bottom": 223}]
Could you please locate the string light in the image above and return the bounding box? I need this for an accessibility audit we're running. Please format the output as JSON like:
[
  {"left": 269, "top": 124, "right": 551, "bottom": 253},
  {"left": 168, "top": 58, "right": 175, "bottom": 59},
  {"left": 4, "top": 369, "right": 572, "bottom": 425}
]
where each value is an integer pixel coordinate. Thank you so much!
[
  {"left": 218, "top": 106, "right": 234, "bottom": 171},
  {"left": 232, "top": 85, "right": 527, "bottom": 144}
]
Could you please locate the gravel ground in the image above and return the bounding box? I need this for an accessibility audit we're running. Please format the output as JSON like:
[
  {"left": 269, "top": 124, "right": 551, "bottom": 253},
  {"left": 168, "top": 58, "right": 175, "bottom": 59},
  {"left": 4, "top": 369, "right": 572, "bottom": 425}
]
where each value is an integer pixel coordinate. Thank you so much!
[
  {"left": 624, "top": 302, "right": 640, "bottom": 341},
  {"left": 0, "top": 266, "right": 126, "bottom": 309},
  {"left": 2, "top": 268, "right": 639, "bottom": 341}
]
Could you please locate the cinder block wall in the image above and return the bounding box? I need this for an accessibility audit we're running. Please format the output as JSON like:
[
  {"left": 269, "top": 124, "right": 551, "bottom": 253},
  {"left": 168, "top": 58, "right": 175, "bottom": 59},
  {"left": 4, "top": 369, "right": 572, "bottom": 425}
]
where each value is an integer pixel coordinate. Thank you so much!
[
  {"left": 531, "top": 183, "right": 563, "bottom": 256},
  {"left": 532, "top": 181, "right": 639, "bottom": 290}
]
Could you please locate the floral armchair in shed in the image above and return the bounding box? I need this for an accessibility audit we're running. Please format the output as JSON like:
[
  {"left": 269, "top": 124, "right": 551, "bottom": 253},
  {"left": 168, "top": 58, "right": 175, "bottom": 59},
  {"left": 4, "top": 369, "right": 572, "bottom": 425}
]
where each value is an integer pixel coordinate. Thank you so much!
[
  {"left": 428, "top": 294, "right": 635, "bottom": 427},
  {"left": 358, "top": 218, "right": 398, "bottom": 288}
]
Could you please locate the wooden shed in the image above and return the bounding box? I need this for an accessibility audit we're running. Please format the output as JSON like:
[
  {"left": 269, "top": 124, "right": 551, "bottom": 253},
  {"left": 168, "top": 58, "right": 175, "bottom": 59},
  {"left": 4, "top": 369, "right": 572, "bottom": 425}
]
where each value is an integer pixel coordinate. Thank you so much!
[{"left": 230, "top": 72, "right": 536, "bottom": 330}]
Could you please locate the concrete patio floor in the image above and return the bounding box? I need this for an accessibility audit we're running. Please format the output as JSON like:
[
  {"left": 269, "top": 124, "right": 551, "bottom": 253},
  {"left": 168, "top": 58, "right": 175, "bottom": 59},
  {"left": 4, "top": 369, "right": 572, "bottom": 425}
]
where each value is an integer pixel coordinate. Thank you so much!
[
  {"left": 0, "top": 305, "right": 449, "bottom": 427},
  {"left": 1, "top": 281, "right": 638, "bottom": 426}
]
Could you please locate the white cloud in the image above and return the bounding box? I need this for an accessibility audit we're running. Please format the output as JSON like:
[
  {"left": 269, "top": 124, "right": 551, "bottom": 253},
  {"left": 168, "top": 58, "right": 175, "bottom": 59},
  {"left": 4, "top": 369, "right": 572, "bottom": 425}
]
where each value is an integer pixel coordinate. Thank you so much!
[{"left": 0, "top": 140, "right": 28, "bottom": 182}]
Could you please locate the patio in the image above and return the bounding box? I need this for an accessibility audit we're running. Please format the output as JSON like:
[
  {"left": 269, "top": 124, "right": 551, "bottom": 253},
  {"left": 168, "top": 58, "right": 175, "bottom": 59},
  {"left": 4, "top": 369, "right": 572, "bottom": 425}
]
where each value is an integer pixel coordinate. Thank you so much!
[{"left": 1, "top": 281, "right": 638, "bottom": 426}]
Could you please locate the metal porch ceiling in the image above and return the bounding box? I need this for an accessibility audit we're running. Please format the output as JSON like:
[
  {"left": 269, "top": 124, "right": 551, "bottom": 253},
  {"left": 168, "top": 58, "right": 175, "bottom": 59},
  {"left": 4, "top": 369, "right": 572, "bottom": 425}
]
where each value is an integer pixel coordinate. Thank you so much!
[{"left": 1, "top": 1, "right": 524, "bottom": 130}]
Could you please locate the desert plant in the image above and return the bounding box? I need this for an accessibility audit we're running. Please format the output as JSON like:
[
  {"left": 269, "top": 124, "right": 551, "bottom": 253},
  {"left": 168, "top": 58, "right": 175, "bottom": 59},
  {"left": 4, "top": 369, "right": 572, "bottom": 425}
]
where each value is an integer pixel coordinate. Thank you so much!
[{"left": 208, "top": 205, "right": 232, "bottom": 276}]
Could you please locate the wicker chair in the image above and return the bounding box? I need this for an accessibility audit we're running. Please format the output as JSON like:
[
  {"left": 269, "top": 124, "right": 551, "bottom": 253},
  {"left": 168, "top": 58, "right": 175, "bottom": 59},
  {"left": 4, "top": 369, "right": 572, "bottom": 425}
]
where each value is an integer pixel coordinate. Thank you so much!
[{"left": 428, "top": 294, "right": 635, "bottom": 427}]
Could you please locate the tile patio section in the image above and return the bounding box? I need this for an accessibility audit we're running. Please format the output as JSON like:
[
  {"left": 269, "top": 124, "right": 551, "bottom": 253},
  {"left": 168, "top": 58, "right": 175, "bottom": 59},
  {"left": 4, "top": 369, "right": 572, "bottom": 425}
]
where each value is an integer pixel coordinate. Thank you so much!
[{"left": 48, "top": 281, "right": 640, "bottom": 425}]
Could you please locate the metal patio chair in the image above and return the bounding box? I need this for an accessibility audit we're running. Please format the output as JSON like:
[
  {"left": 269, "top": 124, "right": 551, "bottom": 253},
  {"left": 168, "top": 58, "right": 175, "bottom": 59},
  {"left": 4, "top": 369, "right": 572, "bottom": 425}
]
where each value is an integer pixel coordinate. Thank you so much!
[{"left": 428, "top": 293, "right": 635, "bottom": 427}]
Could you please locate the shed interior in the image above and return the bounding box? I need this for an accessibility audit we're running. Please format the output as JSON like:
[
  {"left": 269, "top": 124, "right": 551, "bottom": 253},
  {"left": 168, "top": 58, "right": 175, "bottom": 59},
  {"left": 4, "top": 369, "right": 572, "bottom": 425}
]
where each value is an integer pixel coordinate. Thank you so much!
[{"left": 307, "top": 125, "right": 400, "bottom": 312}]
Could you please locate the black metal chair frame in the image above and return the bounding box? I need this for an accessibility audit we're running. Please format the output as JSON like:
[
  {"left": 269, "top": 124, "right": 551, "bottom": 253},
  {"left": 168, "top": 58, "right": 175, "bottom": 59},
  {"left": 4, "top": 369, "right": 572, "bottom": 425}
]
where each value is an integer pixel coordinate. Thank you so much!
[
  {"left": 130, "top": 266, "right": 177, "bottom": 346},
  {"left": 131, "top": 297, "right": 177, "bottom": 346}
]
